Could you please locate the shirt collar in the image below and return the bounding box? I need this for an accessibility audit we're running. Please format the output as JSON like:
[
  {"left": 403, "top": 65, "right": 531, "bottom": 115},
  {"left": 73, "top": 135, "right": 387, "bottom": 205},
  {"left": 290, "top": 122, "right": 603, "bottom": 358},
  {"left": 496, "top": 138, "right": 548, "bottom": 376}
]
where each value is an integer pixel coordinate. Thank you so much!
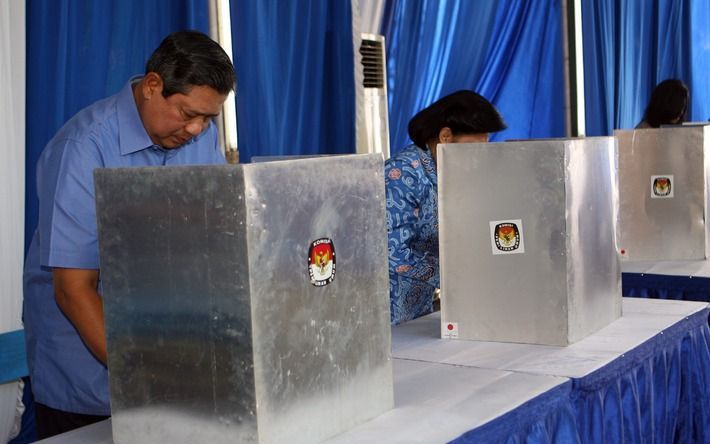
[
  {"left": 117, "top": 76, "right": 156, "bottom": 155},
  {"left": 117, "top": 76, "right": 207, "bottom": 155}
]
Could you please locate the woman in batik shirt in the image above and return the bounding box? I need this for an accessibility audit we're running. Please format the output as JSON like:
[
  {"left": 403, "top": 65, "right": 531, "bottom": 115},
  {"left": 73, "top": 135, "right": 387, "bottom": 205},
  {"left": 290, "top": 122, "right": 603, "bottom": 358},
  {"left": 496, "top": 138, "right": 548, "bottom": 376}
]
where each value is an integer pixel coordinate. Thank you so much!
[{"left": 385, "top": 90, "right": 506, "bottom": 324}]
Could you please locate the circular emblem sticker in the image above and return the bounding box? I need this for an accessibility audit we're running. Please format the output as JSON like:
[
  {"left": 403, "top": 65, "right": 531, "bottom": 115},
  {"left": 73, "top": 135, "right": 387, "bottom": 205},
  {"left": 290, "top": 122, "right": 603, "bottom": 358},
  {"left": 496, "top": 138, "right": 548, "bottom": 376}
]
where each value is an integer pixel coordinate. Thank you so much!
[
  {"left": 489, "top": 219, "right": 525, "bottom": 255},
  {"left": 308, "top": 238, "right": 336, "bottom": 286},
  {"left": 651, "top": 175, "right": 673, "bottom": 198}
]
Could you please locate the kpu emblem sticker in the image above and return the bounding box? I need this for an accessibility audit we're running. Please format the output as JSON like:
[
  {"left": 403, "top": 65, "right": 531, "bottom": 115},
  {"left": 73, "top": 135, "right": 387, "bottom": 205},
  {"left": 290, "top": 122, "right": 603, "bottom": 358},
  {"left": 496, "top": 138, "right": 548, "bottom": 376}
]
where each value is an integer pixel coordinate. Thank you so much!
[
  {"left": 490, "top": 219, "right": 525, "bottom": 255},
  {"left": 651, "top": 175, "right": 673, "bottom": 198},
  {"left": 308, "top": 238, "right": 336, "bottom": 286}
]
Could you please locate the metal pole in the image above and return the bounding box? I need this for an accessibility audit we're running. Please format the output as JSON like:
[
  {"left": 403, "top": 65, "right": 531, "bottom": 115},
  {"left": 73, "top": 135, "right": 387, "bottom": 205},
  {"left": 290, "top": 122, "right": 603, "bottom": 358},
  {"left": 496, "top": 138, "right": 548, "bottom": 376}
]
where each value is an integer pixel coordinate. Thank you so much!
[
  {"left": 209, "top": 0, "right": 239, "bottom": 163},
  {"left": 562, "top": 0, "right": 586, "bottom": 137}
]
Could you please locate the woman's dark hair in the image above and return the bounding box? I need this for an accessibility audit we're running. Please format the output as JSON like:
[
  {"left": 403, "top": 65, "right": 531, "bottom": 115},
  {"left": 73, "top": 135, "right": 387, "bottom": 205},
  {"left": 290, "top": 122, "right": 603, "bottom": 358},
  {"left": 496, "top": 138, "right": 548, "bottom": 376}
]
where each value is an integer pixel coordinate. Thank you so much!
[
  {"left": 408, "top": 90, "right": 507, "bottom": 149},
  {"left": 642, "top": 79, "right": 689, "bottom": 128},
  {"left": 146, "top": 30, "right": 236, "bottom": 97}
]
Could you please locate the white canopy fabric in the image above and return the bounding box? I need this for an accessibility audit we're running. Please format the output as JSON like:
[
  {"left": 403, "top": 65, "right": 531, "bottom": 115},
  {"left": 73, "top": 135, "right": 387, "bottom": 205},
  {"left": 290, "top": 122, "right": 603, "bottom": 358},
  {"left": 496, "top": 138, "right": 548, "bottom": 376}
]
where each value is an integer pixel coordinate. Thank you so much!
[{"left": 0, "top": 0, "right": 26, "bottom": 441}]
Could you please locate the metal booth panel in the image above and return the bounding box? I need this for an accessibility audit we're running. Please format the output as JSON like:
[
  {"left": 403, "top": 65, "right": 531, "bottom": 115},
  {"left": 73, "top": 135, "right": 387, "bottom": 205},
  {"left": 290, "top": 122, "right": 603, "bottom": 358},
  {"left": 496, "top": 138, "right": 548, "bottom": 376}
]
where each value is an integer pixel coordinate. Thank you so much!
[
  {"left": 438, "top": 139, "right": 619, "bottom": 346},
  {"left": 242, "top": 154, "right": 393, "bottom": 444},
  {"left": 616, "top": 127, "right": 708, "bottom": 261},
  {"left": 564, "top": 138, "right": 621, "bottom": 342},
  {"left": 96, "top": 165, "right": 257, "bottom": 444},
  {"left": 96, "top": 155, "right": 393, "bottom": 444}
]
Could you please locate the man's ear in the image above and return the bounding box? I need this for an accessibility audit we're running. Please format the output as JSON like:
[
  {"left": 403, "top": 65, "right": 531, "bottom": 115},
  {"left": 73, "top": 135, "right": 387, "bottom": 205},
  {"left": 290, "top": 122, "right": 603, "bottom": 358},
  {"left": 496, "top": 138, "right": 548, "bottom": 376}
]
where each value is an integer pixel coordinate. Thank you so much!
[
  {"left": 438, "top": 127, "right": 453, "bottom": 143},
  {"left": 141, "top": 72, "right": 164, "bottom": 99}
]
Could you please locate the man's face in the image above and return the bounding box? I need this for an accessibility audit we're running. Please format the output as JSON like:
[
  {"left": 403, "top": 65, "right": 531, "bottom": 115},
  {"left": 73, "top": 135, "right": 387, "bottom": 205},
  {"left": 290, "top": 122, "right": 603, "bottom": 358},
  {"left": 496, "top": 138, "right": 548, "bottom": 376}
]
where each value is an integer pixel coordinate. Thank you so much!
[{"left": 139, "top": 74, "right": 227, "bottom": 149}]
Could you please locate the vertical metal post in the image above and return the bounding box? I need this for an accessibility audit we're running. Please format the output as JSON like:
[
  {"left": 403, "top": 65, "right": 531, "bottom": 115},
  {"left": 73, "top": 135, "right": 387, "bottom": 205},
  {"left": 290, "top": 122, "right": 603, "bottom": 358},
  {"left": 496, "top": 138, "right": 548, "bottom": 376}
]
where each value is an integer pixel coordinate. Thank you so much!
[
  {"left": 209, "top": 0, "right": 239, "bottom": 163},
  {"left": 562, "top": 0, "right": 586, "bottom": 137}
]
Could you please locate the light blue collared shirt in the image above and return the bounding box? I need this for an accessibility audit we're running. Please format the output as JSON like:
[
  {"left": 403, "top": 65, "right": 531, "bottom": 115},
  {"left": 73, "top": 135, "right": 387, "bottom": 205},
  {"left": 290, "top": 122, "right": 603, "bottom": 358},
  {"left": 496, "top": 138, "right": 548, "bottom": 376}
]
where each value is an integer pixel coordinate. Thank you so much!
[{"left": 23, "top": 77, "right": 225, "bottom": 415}]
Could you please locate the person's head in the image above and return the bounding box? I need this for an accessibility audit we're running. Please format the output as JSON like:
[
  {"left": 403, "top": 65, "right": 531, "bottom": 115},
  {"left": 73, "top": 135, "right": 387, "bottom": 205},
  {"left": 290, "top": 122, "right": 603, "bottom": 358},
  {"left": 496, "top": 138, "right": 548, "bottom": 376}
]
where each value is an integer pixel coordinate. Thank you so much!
[
  {"left": 642, "top": 79, "right": 689, "bottom": 128},
  {"left": 408, "top": 90, "right": 506, "bottom": 156},
  {"left": 135, "top": 30, "right": 236, "bottom": 148}
]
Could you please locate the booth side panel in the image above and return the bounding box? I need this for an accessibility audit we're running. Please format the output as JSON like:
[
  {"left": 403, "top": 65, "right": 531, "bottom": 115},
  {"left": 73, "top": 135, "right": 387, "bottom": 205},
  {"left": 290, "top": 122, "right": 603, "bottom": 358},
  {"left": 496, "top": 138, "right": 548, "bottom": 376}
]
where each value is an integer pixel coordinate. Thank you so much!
[
  {"left": 438, "top": 143, "right": 569, "bottom": 346},
  {"left": 565, "top": 139, "right": 621, "bottom": 343},
  {"left": 95, "top": 166, "right": 258, "bottom": 444},
  {"left": 242, "top": 155, "right": 393, "bottom": 444}
]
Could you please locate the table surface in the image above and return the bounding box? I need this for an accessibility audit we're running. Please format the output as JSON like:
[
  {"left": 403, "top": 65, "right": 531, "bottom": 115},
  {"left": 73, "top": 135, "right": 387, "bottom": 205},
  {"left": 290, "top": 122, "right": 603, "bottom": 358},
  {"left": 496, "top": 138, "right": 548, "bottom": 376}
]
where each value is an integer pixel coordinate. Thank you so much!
[
  {"left": 39, "top": 360, "right": 568, "bottom": 444},
  {"left": 38, "top": 298, "right": 708, "bottom": 444},
  {"left": 392, "top": 297, "right": 708, "bottom": 378}
]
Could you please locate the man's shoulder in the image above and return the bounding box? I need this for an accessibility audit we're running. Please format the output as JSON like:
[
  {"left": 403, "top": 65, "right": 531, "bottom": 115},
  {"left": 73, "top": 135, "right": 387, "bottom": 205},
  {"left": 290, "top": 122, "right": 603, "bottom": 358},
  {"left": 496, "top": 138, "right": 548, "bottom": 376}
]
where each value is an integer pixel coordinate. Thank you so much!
[{"left": 53, "top": 93, "right": 121, "bottom": 148}]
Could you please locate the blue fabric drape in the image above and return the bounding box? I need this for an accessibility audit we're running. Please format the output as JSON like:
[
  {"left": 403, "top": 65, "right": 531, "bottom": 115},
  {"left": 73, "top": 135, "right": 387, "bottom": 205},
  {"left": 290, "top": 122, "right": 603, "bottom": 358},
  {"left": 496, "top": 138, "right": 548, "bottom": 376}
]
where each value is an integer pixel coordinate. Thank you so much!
[
  {"left": 623, "top": 273, "right": 710, "bottom": 305},
  {"left": 571, "top": 307, "right": 710, "bottom": 443},
  {"left": 452, "top": 380, "right": 580, "bottom": 444},
  {"left": 381, "top": 0, "right": 565, "bottom": 155},
  {"left": 25, "top": 0, "right": 209, "bottom": 253},
  {"left": 230, "top": 0, "right": 356, "bottom": 163},
  {"left": 582, "top": 0, "right": 710, "bottom": 135}
]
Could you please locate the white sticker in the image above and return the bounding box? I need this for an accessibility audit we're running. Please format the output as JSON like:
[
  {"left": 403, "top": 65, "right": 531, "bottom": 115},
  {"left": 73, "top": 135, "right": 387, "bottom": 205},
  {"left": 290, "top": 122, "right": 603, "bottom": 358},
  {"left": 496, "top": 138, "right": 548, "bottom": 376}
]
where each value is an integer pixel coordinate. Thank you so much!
[
  {"left": 490, "top": 219, "right": 525, "bottom": 255},
  {"left": 650, "top": 175, "right": 673, "bottom": 198},
  {"left": 442, "top": 322, "right": 459, "bottom": 339}
]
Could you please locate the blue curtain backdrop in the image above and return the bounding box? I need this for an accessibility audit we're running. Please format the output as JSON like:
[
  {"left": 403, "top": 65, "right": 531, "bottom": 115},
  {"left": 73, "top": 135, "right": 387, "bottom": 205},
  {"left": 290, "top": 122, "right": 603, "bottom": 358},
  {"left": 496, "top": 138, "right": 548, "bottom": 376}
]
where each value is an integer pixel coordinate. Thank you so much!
[
  {"left": 230, "top": 0, "right": 356, "bottom": 163},
  {"left": 381, "top": 0, "right": 565, "bottom": 154},
  {"left": 582, "top": 0, "right": 710, "bottom": 135},
  {"left": 25, "top": 0, "right": 209, "bottom": 254}
]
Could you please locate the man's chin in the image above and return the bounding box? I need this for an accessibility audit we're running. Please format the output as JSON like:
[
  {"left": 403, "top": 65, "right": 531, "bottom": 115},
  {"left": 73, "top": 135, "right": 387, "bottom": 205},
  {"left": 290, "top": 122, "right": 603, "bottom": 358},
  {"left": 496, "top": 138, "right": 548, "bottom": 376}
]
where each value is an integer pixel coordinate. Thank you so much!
[{"left": 159, "top": 137, "right": 186, "bottom": 149}]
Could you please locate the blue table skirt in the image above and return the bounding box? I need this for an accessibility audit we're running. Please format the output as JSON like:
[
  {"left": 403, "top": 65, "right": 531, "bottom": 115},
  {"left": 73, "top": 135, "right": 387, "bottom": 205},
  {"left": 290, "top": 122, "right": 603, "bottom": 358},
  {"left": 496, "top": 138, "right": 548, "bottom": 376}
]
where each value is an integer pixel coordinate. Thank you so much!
[
  {"left": 453, "top": 306, "right": 710, "bottom": 444},
  {"left": 623, "top": 272, "right": 710, "bottom": 303},
  {"left": 451, "top": 380, "right": 579, "bottom": 444},
  {"left": 572, "top": 306, "right": 709, "bottom": 443}
]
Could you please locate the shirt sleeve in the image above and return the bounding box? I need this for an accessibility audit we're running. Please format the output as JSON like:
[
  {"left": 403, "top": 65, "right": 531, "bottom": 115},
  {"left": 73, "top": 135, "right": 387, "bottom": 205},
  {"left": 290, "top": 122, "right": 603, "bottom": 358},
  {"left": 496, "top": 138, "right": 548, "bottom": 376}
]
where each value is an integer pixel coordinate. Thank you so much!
[
  {"left": 385, "top": 157, "right": 440, "bottom": 288},
  {"left": 39, "top": 137, "right": 104, "bottom": 269}
]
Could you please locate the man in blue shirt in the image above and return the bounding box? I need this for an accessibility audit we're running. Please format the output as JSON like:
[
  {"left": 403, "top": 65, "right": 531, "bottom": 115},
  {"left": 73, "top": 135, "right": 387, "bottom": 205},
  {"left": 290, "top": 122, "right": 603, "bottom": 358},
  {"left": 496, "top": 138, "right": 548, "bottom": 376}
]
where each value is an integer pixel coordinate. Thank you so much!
[{"left": 23, "top": 30, "right": 235, "bottom": 439}]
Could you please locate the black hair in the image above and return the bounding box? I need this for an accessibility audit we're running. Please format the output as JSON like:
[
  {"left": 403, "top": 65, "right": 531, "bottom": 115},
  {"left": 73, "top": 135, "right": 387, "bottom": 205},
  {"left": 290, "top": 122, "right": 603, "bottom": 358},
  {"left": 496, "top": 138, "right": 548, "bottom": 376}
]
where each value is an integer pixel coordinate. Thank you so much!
[
  {"left": 407, "top": 90, "right": 507, "bottom": 150},
  {"left": 146, "top": 30, "right": 236, "bottom": 97},
  {"left": 642, "top": 79, "right": 689, "bottom": 128}
]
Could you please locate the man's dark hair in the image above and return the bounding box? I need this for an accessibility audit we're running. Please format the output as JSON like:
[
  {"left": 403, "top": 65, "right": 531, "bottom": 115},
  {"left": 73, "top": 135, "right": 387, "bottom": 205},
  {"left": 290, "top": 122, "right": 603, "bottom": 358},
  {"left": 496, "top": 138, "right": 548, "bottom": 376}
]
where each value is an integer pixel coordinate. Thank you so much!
[
  {"left": 642, "top": 79, "right": 689, "bottom": 128},
  {"left": 408, "top": 90, "right": 507, "bottom": 150},
  {"left": 146, "top": 30, "right": 235, "bottom": 97}
]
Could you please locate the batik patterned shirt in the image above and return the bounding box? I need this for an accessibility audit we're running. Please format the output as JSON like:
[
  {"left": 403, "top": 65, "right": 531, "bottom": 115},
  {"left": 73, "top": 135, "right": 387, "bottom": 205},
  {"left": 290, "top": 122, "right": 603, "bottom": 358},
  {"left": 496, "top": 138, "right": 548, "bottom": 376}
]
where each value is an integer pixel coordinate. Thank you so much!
[{"left": 385, "top": 144, "right": 440, "bottom": 324}]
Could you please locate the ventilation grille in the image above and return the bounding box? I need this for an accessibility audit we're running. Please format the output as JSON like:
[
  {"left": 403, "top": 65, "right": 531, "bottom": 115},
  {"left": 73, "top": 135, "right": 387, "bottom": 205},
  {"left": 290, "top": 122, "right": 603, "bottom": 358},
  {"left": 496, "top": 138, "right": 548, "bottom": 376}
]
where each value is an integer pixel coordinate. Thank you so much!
[{"left": 360, "top": 39, "right": 385, "bottom": 89}]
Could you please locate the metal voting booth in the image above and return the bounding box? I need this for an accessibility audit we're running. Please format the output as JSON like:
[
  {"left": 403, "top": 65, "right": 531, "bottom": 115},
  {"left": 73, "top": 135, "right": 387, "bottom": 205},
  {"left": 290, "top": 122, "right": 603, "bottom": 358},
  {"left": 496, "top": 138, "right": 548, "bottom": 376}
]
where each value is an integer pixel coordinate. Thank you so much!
[
  {"left": 615, "top": 126, "right": 710, "bottom": 261},
  {"left": 437, "top": 139, "right": 621, "bottom": 346},
  {"left": 94, "top": 155, "right": 393, "bottom": 444}
]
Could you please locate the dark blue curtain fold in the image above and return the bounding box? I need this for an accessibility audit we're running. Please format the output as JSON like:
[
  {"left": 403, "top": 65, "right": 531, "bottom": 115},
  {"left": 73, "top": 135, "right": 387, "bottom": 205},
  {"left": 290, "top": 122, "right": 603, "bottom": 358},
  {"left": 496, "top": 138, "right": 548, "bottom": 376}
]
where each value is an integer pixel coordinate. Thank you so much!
[
  {"left": 381, "top": 0, "right": 565, "bottom": 155},
  {"left": 452, "top": 380, "right": 580, "bottom": 444},
  {"left": 570, "top": 308, "right": 710, "bottom": 443},
  {"left": 230, "top": 0, "right": 356, "bottom": 163},
  {"left": 623, "top": 273, "right": 710, "bottom": 305},
  {"left": 25, "top": 0, "right": 209, "bottom": 253},
  {"left": 582, "top": 0, "right": 709, "bottom": 135}
]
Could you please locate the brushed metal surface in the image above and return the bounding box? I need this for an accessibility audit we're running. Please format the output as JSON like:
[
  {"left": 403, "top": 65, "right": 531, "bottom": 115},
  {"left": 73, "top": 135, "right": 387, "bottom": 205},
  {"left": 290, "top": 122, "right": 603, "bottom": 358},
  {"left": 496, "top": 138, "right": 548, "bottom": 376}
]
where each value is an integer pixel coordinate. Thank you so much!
[
  {"left": 616, "top": 126, "right": 710, "bottom": 261},
  {"left": 437, "top": 139, "right": 620, "bottom": 346},
  {"left": 242, "top": 156, "right": 393, "bottom": 444},
  {"left": 95, "top": 154, "right": 393, "bottom": 444}
]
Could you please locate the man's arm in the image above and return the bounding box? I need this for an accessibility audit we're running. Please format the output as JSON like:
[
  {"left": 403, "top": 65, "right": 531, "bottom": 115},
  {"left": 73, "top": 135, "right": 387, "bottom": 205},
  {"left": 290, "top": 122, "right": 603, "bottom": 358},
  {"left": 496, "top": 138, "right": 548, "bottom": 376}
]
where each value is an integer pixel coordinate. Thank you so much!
[{"left": 53, "top": 268, "right": 107, "bottom": 365}]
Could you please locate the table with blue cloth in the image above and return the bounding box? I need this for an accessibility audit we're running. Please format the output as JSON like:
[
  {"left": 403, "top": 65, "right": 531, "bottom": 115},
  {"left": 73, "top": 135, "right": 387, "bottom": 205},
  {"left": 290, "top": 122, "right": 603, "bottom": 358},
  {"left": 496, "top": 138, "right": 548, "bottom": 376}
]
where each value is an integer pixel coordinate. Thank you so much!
[
  {"left": 36, "top": 362, "right": 574, "bottom": 444},
  {"left": 392, "top": 298, "right": 710, "bottom": 443},
  {"left": 36, "top": 298, "right": 709, "bottom": 443},
  {"left": 623, "top": 260, "right": 710, "bottom": 303}
]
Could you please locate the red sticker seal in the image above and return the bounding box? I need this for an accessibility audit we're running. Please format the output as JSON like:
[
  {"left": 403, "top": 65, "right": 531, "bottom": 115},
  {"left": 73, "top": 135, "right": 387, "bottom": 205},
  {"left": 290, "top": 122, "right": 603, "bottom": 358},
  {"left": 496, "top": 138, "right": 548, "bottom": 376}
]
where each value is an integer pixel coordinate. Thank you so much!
[{"left": 308, "top": 238, "right": 336, "bottom": 287}]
